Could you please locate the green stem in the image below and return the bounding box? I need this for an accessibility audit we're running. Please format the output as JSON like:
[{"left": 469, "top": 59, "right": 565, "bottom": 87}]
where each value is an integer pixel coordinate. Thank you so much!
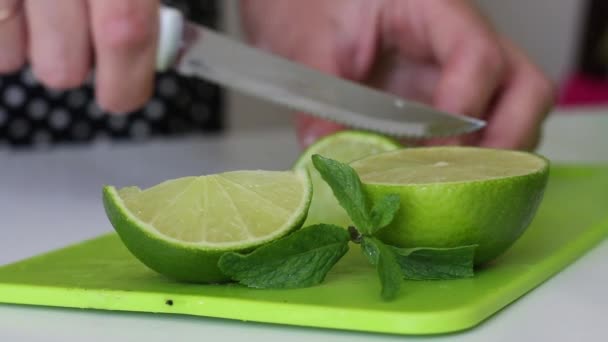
[{"left": 348, "top": 226, "right": 363, "bottom": 244}]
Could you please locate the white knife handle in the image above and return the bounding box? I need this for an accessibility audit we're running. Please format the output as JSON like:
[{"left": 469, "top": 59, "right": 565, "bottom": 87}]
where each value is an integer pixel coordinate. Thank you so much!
[{"left": 157, "top": 6, "right": 185, "bottom": 72}]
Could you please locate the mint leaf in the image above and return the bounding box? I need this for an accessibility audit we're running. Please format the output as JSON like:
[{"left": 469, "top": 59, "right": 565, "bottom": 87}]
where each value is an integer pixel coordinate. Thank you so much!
[
  {"left": 361, "top": 236, "right": 380, "bottom": 265},
  {"left": 218, "top": 225, "right": 350, "bottom": 289},
  {"left": 361, "top": 237, "right": 402, "bottom": 300},
  {"left": 369, "top": 194, "right": 400, "bottom": 234},
  {"left": 312, "top": 155, "right": 372, "bottom": 233},
  {"left": 393, "top": 245, "right": 477, "bottom": 280}
]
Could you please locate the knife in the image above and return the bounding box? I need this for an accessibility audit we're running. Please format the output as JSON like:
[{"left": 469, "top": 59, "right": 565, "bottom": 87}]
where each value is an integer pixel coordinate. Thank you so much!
[{"left": 156, "top": 7, "right": 485, "bottom": 139}]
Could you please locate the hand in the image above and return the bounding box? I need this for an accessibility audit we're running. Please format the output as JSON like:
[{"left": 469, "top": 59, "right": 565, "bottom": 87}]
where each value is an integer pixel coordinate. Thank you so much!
[
  {"left": 0, "top": 0, "right": 160, "bottom": 114},
  {"left": 241, "top": 0, "right": 555, "bottom": 150}
]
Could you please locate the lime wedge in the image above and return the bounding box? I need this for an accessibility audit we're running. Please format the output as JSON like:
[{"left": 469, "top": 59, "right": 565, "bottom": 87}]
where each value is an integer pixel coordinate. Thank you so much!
[
  {"left": 103, "top": 169, "right": 312, "bottom": 283},
  {"left": 351, "top": 147, "right": 550, "bottom": 264},
  {"left": 294, "top": 131, "right": 402, "bottom": 227}
]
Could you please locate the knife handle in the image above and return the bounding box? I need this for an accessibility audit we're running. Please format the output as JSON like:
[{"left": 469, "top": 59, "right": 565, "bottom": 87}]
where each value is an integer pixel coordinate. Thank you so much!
[{"left": 157, "top": 6, "right": 185, "bottom": 72}]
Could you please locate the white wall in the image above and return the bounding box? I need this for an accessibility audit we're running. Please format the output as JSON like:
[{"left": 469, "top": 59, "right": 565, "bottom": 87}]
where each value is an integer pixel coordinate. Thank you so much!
[{"left": 223, "top": 0, "right": 587, "bottom": 132}]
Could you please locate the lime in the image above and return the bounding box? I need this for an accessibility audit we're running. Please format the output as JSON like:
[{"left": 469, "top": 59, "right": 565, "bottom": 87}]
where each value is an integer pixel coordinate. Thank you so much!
[
  {"left": 294, "top": 131, "right": 402, "bottom": 227},
  {"left": 350, "top": 147, "right": 550, "bottom": 264},
  {"left": 103, "top": 169, "right": 312, "bottom": 283}
]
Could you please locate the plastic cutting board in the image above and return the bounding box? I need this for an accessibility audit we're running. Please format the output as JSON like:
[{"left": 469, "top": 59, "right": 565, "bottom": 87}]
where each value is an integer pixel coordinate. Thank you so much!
[{"left": 1, "top": 165, "right": 608, "bottom": 336}]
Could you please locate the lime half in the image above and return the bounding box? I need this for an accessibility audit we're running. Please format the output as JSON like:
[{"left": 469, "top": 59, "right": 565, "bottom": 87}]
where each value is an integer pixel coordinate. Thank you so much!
[
  {"left": 351, "top": 147, "right": 550, "bottom": 264},
  {"left": 294, "top": 131, "right": 402, "bottom": 227},
  {"left": 103, "top": 169, "right": 312, "bottom": 283}
]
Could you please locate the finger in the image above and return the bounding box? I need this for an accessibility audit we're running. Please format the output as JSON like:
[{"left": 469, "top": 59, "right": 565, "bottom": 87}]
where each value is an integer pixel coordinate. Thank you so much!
[
  {"left": 366, "top": 57, "right": 440, "bottom": 106},
  {"left": 433, "top": 36, "right": 506, "bottom": 120},
  {"left": 385, "top": 2, "right": 508, "bottom": 147},
  {"left": 388, "top": 1, "right": 507, "bottom": 119},
  {"left": 295, "top": 115, "right": 345, "bottom": 148},
  {"left": 427, "top": 8, "right": 506, "bottom": 146},
  {"left": 364, "top": 58, "right": 445, "bottom": 147},
  {"left": 25, "top": 0, "right": 91, "bottom": 89},
  {"left": 0, "top": 0, "right": 26, "bottom": 73},
  {"left": 89, "top": 0, "right": 159, "bottom": 113},
  {"left": 480, "top": 39, "right": 556, "bottom": 150}
]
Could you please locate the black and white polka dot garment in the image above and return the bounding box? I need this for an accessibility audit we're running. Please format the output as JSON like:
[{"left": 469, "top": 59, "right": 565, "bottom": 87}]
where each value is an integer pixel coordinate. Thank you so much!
[{"left": 0, "top": 0, "right": 223, "bottom": 149}]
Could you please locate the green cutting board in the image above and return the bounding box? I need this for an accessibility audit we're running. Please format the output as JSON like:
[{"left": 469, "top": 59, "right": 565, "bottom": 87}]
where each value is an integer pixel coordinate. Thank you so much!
[{"left": 1, "top": 165, "right": 608, "bottom": 336}]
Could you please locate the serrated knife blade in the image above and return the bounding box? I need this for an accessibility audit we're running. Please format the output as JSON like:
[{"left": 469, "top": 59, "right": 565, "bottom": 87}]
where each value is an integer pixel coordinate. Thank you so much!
[{"left": 158, "top": 8, "right": 486, "bottom": 138}]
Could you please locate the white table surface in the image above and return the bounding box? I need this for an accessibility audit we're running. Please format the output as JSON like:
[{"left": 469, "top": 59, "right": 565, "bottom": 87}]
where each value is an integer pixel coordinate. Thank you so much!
[{"left": 1, "top": 109, "right": 608, "bottom": 341}]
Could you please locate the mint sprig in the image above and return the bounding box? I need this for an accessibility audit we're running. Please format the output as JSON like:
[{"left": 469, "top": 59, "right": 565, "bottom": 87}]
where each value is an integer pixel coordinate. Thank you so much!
[
  {"left": 311, "top": 155, "right": 375, "bottom": 233},
  {"left": 218, "top": 155, "right": 477, "bottom": 301},
  {"left": 361, "top": 237, "right": 402, "bottom": 300},
  {"left": 369, "top": 194, "right": 401, "bottom": 234},
  {"left": 218, "top": 225, "right": 349, "bottom": 288},
  {"left": 393, "top": 245, "right": 477, "bottom": 280}
]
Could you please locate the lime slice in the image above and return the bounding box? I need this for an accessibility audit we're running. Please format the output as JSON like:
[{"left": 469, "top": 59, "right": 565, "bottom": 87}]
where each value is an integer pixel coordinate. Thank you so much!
[
  {"left": 294, "top": 131, "right": 402, "bottom": 227},
  {"left": 351, "top": 147, "right": 550, "bottom": 264},
  {"left": 103, "top": 169, "right": 312, "bottom": 283}
]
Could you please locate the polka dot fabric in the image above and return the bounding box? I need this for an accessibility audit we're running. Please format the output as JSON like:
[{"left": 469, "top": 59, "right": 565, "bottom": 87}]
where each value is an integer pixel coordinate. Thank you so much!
[{"left": 0, "top": 0, "right": 223, "bottom": 148}]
